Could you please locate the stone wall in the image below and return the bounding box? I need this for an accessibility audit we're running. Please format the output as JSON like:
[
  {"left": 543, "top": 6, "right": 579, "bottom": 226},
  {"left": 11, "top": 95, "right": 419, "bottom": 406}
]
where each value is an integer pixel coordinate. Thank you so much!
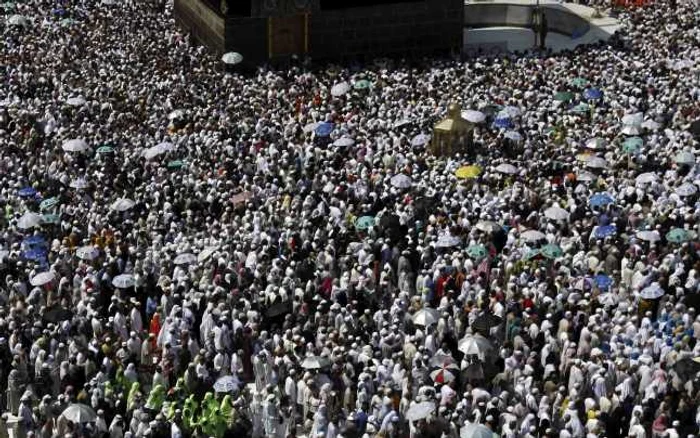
[{"left": 174, "top": 0, "right": 226, "bottom": 52}]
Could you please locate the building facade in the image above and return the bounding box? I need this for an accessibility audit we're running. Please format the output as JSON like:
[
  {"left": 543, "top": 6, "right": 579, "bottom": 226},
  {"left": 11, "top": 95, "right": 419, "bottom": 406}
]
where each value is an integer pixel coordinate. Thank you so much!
[{"left": 174, "top": 0, "right": 464, "bottom": 63}]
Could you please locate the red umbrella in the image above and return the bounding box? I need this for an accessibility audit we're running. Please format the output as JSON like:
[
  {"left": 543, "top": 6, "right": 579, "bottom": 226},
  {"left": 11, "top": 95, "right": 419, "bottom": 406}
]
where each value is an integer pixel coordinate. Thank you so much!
[{"left": 430, "top": 367, "right": 456, "bottom": 384}]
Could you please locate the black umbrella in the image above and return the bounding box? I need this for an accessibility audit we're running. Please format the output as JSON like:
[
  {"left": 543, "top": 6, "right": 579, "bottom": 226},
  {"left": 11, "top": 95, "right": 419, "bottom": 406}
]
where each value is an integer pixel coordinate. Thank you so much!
[
  {"left": 689, "top": 120, "right": 700, "bottom": 138},
  {"left": 413, "top": 196, "right": 437, "bottom": 220},
  {"left": 42, "top": 306, "right": 73, "bottom": 323},
  {"left": 463, "top": 362, "right": 485, "bottom": 380},
  {"left": 673, "top": 357, "right": 700, "bottom": 381},
  {"left": 471, "top": 313, "right": 502, "bottom": 334},
  {"left": 266, "top": 301, "right": 291, "bottom": 318}
]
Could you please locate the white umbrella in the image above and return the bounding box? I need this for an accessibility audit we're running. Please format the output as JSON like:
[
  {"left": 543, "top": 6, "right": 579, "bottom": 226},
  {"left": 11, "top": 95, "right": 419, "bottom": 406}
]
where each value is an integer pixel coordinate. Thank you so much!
[
  {"left": 520, "top": 230, "right": 546, "bottom": 242},
  {"left": 412, "top": 308, "right": 439, "bottom": 327},
  {"left": 405, "top": 401, "right": 436, "bottom": 421},
  {"left": 586, "top": 157, "right": 608, "bottom": 169},
  {"left": 544, "top": 206, "right": 569, "bottom": 221},
  {"left": 475, "top": 221, "right": 501, "bottom": 233},
  {"left": 61, "top": 404, "right": 97, "bottom": 424},
  {"left": 621, "top": 113, "right": 644, "bottom": 126},
  {"left": 495, "top": 163, "right": 518, "bottom": 175},
  {"left": 330, "top": 82, "right": 350, "bottom": 97},
  {"left": 301, "top": 356, "right": 331, "bottom": 370},
  {"left": 7, "top": 14, "right": 29, "bottom": 27},
  {"left": 390, "top": 174, "right": 412, "bottom": 189},
  {"left": 221, "top": 52, "right": 243, "bottom": 65},
  {"left": 332, "top": 137, "right": 355, "bottom": 148},
  {"left": 504, "top": 131, "right": 522, "bottom": 142},
  {"left": 585, "top": 137, "right": 608, "bottom": 150},
  {"left": 640, "top": 283, "right": 664, "bottom": 300},
  {"left": 635, "top": 173, "right": 657, "bottom": 184},
  {"left": 674, "top": 151, "right": 696, "bottom": 165},
  {"left": 66, "top": 96, "right": 86, "bottom": 107},
  {"left": 458, "top": 334, "right": 493, "bottom": 360},
  {"left": 499, "top": 105, "right": 521, "bottom": 118},
  {"left": 620, "top": 125, "right": 641, "bottom": 136},
  {"left": 577, "top": 171, "right": 596, "bottom": 182},
  {"left": 435, "top": 235, "right": 461, "bottom": 248},
  {"left": 213, "top": 375, "right": 240, "bottom": 393},
  {"left": 461, "top": 423, "right": 494, "bottom": 438},
  {"left": 636, "top": 230, "right": 661, "bottom": 242},
  {"left": 462, "top": 110, "right": 486, "bottom": 123},
  {"left": 76, "top": 246, "right": 100, "bottom": 261},
  {"left": 30, "top": 271, "right": 55, "bottom": 286},
  {"left": 69, "top": 178, "right": 88, "bottom": 189},
  {"left": 62, "top": 139, "right": 89, "bottom": 152},
  {"left": 111, "top": 198, "right": 135, "bottom": 212},
  {"left": 143, "top": 142, "right": 174, "bottom": 160},
  {"left": 112, "top": 274, "right": 135, "bottom": 289},
  {"left": 411, "top": 134, "right": 431, "bottom": 147},
  {"left": 174, "top": 253, "right": 197, "bottom": 265},
  {"left": 675, "top": 183, "right": 697, "bottom": 197},
  {"left": 17, "top": 212, "right": 43, "bottom": 229},
  {"left": 197, "top": 246, "right": 218, "bottom": 263}
]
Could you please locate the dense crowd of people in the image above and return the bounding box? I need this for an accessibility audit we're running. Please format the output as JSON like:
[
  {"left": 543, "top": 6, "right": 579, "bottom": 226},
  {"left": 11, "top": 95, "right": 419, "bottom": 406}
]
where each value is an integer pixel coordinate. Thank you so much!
[{"left": 1, "top": 0, "right": 699, "bottom": 437}]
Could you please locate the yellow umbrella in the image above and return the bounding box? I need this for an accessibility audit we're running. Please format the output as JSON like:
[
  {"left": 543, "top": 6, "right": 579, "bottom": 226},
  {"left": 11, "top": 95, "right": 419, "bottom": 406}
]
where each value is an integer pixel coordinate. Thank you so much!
[
  {"left": 576, "top": 152, "right": 593, "bottom": 162},
  {"left": 455, "top": 165, "right": 482, "bottom": 179}
]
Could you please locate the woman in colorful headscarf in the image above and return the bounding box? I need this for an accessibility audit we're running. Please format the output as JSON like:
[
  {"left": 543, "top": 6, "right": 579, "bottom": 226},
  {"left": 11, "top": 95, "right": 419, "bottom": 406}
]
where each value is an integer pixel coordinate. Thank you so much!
[
  {"left": 199, "top": 392, "right": 219, "bottom": 437},
  {"left": 214, "top": 395, "right": 235, "bottom": 437},
  {"left": 126, "top": 381, "right": 141, "bottom": 412},
  {"left": 219, "top": 395, "right": 235, "bottom": 427},
  {"left": 149, "top": 312, "right": 161, "bottom": 343},
  {"left": 182, "top": 394, "right": 198, "bottom": 431},
  {"left": 145, "top": 384, "right": 166, "bottom": 412}
]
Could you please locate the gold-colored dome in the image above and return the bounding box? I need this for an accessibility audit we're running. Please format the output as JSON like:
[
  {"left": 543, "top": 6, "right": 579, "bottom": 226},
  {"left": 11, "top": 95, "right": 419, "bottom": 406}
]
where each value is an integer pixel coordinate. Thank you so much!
[{"left": 447, "top": 102, "right": 462, "bottom": 118}]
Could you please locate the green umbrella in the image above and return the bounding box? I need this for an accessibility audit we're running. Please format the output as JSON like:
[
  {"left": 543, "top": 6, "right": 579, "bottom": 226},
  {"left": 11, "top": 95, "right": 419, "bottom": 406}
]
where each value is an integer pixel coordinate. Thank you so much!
[
  {"left": 41, "top": 213, "right": 61, "bottom": 224},
  {"left": 540, "top": 244, "right": 563, "bottom": 259},
  {"left": 96, "top": 146, "right": 114, "bottom": 154},
  {"left": 353, "top": 80, "right": 371, "bottom": 90},
  {"left": 1, "top": 2, "right": 16, "bottom": 10},
  {"left": 40, "top": 197, "right": 60, "bottom": 211},
  {"left": 355, "top": 216, "right": 375, "bottom": 230},
  {"left": 622, "top": 136, "right": 643, "bottom": 148},
  {"left": 622, "top": 137, "right": 643, "bottom": 154},
  {"left": 571, "top": 103, "right": 590, "bottom": 114},
  {"left": 622, "top": 143, "right": 640, "bottom": 155},
  {"left": 466, "top": 244, "right": 488, "bottom": 260},
  {"left": 570, "top": 77, "right": 589, "bottom": 88},
  {"left": 167, "top": 160, "right": 186, "bottom": 169},
  {"left": 522, "top": 249, "right": 541, "bottom": 261},
  {"left": 60, "top": 18, "right": 75, "bottom": 26},
  {"left": 554, "top": 91, "right": 574, "bottom": 102},
  {"left": 666, "top": 228, "right": 693, "bottom": 243}
]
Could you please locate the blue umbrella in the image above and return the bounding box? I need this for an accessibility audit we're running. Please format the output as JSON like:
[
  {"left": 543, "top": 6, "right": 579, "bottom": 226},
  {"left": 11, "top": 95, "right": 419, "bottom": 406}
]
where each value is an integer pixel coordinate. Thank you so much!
[
  {"left": 492, "top": 117, "right": 513, "bottom": 129},
  {"left": 589, "top": 192, "right": 614, "bottom": 207},
  {"left": 18, "top": 187, "right": 37, "bottom": 197},
  {"left": 584, "top": 88, "right": 603, "bottom": 100},
  {"left": 22, "top": 248, "right": 47, "bottom": 260},
  {"left": 594, "top": 274, "right": 612, "bottom": 290},
  {"left": 315, "top": 122, "right": 334, "bottom": 137},
  {"left": 594, "top": 225, "right": 617, "bottom": 239},
  {"left": 23, "top": 235, "right": 46, "bottom": 246}
]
